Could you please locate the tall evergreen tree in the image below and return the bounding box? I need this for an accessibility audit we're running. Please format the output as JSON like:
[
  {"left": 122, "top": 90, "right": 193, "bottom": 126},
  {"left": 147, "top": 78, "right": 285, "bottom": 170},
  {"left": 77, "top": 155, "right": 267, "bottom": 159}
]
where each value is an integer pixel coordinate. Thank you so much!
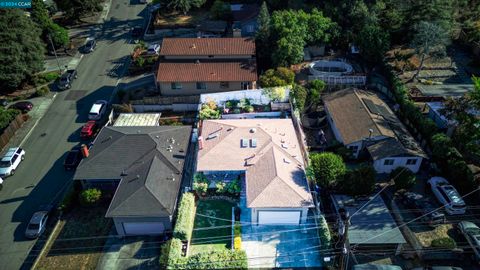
[
  {"left": 255, "top": 2, "right": 271, "bottom": 70},
  {"left": 32, "top": 0, "right": 69, "bottom": 48},
  {"left": 0, "top": 10, "right": 45, "bottom": 92}
]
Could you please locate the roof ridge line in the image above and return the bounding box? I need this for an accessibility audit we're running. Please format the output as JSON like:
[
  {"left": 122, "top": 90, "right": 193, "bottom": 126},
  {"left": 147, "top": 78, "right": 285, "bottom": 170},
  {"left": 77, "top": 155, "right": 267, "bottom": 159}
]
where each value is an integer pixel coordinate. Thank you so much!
[
  {"left": 80, "top": 128, "right": 123, "bottom": 166},
  {"left": 354, "top": 89, "right": 384, "bottom": 137},
  {"left": 271, "top": 146, "right": 310, "bottom": 200}
]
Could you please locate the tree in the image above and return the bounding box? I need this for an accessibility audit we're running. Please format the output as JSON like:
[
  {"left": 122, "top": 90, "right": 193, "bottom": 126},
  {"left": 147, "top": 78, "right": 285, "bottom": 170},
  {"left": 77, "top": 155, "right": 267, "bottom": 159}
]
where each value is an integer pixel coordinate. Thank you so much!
[
  {"left": 355, "top": 22, "right": 390, "bottom": 64},
  {"left": 256, "top": 2, "right": 271, "bottom": 69},
  {"left": 210, "top": 0, "right": 229, "bottom": 20},
  {"left": 309, "top": 152, "right": 346, "bottom": 188},
  {"left": 54, "top": 0, "right": 102, "bottom": 19},
  {"left": 391, "top": 167, "right": 416, "bottom": 190},
  {"left": 291, "top": 84, "right": 307, "bottom": 112},
  {"left": 338, "top": 165, "right": 376, "bottom": 196},
  {"left": 167, "top": 0, "right": 206, "bottom": 14},
  {"left": 0, "top": 10, "right": 45, "bottom": 92},
  {"left": 259, "top": 67, "right": 294, "bottom": 87},
  {"left": 410, "top": 21, "right": 450, "bottom": 81},
  {"left": 270, "top": 9, "right": 334, "bottom": 66},
  {"left": 308, "top": 79, "right": 325, "bottom": 108},
  {"left": 32, "top": 0, "right": 69, "bottom": 48}
]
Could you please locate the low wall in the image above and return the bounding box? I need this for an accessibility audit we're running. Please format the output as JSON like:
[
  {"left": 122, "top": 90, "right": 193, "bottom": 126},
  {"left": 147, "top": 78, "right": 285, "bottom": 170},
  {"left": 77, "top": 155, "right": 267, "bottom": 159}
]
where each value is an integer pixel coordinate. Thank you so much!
[
  {"left": 133, "top": 104, "right": 199, "bottom": 112},
  {"left": 0, "top": 114, "right": 26, "bottom": 151},
  {"left": 200, "top": 88, "right": 290, "bottom": 105},
  {"left": 221, "top": 111, "right": 283, "bottom": 119}
]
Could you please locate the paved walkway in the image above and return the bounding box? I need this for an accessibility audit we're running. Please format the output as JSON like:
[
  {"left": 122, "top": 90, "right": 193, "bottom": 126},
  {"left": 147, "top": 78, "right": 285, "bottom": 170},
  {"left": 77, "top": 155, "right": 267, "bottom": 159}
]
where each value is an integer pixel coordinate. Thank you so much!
[{"left": 96, "top": 235, "right": 161, "bottom": 270}]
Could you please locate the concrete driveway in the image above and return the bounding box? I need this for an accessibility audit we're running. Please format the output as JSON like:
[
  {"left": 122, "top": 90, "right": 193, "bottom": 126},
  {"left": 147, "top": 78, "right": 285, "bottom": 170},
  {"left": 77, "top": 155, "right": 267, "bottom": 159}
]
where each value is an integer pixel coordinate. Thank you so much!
[
  {"left": 242, "top": 223, "right": 323, "bottom": 268},
  {"left": 97, "top": 236, "right": 162, "bottom": 270}
]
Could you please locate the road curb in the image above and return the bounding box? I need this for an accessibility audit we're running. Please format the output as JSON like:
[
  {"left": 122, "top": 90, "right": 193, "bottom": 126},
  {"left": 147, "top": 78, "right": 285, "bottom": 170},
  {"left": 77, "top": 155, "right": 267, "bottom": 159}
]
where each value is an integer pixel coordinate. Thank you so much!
[{"left": 30, "top": 214, "right": 63, "bottom": 270}]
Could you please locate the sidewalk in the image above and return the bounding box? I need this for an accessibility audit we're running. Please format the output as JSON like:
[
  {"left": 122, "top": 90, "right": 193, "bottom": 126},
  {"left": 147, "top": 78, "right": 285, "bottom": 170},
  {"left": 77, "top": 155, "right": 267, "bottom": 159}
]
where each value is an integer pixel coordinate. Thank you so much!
[{"left": 1, "top": 93, "right": 57, "bottom": 153}]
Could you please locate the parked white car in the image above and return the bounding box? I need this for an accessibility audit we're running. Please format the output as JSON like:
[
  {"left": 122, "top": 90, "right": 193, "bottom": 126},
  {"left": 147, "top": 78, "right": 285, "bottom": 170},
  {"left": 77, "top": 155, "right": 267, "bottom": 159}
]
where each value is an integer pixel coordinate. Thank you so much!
[
  {"left": 428, "top": 176, "right": 466, "bottom": 215},
  {"left": 0, "top": 147, "right": 25, "bottom": 177},
  {"left": 146, "top": 43, "right": 160, "bottom": 55},
  {"left": 88, "top": 100, "right": 108, "bottom": 121}
]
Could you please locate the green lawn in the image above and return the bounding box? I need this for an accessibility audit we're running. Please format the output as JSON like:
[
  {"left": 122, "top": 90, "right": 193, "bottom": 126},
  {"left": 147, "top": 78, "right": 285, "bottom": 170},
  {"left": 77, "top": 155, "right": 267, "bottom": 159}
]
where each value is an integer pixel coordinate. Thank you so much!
[{"left": 190, "top": 199, "right": 235, "bottom": 255}]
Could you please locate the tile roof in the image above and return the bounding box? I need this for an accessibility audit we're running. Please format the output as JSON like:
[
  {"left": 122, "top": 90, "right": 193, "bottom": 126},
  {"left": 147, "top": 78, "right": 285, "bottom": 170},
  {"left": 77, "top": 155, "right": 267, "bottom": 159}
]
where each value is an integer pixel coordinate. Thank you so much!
[
  {"left": 197, "top": 119, "right": 313, "bottom": 208},
  {"left": 160, "top": 38, "right": 256, "bottom": 56},
  {"left": 156, "top": 61, "right": 257, "bottom": 82},
  {"left": 324, "top": 89, "right": 425, "bottom": 159},
  {"left": 74, "top": 126, "right": 192, "bottom": 217}
]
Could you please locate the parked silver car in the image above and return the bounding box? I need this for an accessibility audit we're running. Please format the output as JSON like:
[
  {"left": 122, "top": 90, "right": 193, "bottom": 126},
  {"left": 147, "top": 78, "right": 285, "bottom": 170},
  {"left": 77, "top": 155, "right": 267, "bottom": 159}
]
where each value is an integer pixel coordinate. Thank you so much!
[
  {"left": 427, "top": 177, "right": 466, "bottom": 215},
  {"left": 457, "top": 221, "right": 480, "bottom": 263},
  {"left": 25, "top": 205, "right": 52, "bottom": 239}
]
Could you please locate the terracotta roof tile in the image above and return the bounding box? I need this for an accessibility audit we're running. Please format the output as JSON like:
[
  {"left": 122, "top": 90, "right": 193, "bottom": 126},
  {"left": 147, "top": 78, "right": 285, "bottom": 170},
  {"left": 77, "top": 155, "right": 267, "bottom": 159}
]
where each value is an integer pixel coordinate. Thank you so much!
[
  {"left": 160, "top": 38, "right": 256, "bottom": 56},
  {"left": 156, "top": 61, "right": 257, "bottom": 82}
]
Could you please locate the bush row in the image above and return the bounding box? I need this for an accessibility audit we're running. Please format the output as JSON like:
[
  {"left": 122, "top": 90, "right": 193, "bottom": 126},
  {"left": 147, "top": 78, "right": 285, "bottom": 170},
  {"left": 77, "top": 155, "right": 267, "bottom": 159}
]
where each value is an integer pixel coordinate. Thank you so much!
[
  {"left": 173, "top": 193, "right": 196, "bottom": 242},
  {"left": 318, "top": 214, "right": 331, "bottom": 249},
  {"left": 381, "top": 64, "right": 475, "bottom": 194}
]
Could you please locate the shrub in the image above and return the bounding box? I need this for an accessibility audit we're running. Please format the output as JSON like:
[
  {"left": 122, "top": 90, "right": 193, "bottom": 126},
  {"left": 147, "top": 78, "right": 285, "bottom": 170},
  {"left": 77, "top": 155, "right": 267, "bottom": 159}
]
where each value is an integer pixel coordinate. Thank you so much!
[
  {"left": 225, "top": 100, "right": 239, "bottom": 109},
  {"left": 291, "top": 84, "right": 307, "bottom": 111},
  {"left": 391, "top": 167, "right": 416, "bottom": 190},
  {"left": 446, "top": 159, "right": 475, "bottom": 194},
  {"left": 185, "top": 250, "right": 247, "bottom": 269},
  {"left": 193, "top": 182, "right": 208, "bottom": 193},
  {"left": 226, "top": 178, "right": 241, "bottom": 194},
  {"left": 233, "top": 108, "right": 241, "bottom": 114},
  {"left": 36, "top": 86, "right": 50, "bottom": 97},
  {"left": 35, "top": 71, "right": 60, "bottom": 85},
  {"left": 243, "top": 105, "right": 254, "bottom": 113},
  {"left": 112, "top": 103, "right": 133, "bottom": 113},
  {"left": 431, "top": 237, "right": 456, "bottom": 249},
  {"left": 215, "top": 182, "right": 226, "bottom": 194},
  {"left": 210, "top": 0, "right": 230, "bottom": 20},
  {"left": 79, "top": 188, "right": 102, "bottom": 206},
  {"left": 173, "top": 193, "right": 196, "bottom": 242},
  {"left": 135, "top": 56, "right": 145, "bottom": 67},
  {"left": 199, "top": 103, "right": 220, "bottom": 120},
  {"left": 262, "top": 86, "right": 287, "bottom": 101},
  {"left": 318, "top": 215, "right": 331, "bottom": 249},
  {"left": 0, "top": 108, "right": 21, "bottom": 130},
  {"left": 259, "top": 67, "right": 294, "bottom": 87},
  {"left": 160, "top": 238, "right": 186, "bottom": 269},
  {"left": 309, "top": 152, "right": 346, "bottom": 188},
  {"left": 338, "top": 165, "right": 376, "bottom": 195}
]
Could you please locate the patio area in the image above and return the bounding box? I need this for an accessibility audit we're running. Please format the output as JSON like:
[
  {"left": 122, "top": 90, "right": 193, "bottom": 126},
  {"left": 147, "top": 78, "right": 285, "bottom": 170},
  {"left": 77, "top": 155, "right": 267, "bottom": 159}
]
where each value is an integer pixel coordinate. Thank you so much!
[{"left": 239, "top": 177, "right": 323, "bottom": 268}]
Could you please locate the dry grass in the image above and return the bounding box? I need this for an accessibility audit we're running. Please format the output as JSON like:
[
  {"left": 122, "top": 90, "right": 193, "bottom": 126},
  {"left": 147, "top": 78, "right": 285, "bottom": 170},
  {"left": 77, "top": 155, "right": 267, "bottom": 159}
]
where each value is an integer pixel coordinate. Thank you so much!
[
  {"left": 153, "top": 10, "right": 209, "bottom": 28},
  {"left": 415, "top": 223, "right": 454, "bottom": 247},
  {"left": 35, "top": 205, "right": 112, "bottom": 270}
]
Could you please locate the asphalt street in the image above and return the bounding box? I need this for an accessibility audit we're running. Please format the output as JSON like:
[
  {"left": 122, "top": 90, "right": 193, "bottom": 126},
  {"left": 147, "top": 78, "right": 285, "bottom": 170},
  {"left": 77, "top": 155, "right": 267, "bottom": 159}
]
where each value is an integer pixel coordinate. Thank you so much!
[{"left": 0, "top": 1, "right": 147, "bottom": 269}]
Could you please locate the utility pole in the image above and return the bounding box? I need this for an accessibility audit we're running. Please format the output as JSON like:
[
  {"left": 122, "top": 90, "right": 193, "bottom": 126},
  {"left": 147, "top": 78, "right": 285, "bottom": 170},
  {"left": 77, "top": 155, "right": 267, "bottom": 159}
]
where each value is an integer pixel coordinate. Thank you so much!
[
  {"left": 338, "top": 208, "right": 350, "bottom": 270},
  {"left": 48, "top": 34, "right": 62, "bottom": 72}
]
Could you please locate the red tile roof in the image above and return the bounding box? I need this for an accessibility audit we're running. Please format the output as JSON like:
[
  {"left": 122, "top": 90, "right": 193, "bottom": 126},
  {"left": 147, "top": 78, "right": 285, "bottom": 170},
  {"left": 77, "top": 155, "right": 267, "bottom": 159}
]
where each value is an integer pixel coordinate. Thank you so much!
[
  {"left": 156, "top": 61, "right": 257, "bottom": 82},
  {"left": 160, "top": 38, "right": 256, "bottom": 56}
]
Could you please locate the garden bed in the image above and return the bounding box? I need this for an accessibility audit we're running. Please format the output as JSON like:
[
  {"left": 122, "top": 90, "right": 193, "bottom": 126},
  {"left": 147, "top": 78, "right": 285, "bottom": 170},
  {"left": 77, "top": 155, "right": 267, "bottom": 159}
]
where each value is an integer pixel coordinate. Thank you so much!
[
  {"left": 190, "top": 200, "right": 235, "bottom": 255},
  {"left": 35, "top": 203, "right": 112, "bottom": 270}
]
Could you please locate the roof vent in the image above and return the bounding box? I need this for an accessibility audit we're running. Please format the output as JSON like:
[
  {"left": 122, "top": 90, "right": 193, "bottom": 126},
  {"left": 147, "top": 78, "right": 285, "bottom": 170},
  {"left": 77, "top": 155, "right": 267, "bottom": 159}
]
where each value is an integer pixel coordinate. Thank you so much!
[
  {"left": 121, "top": 170, "right": 128, "bottom": 176},
  {"left": 250, "top": 138, "right": 257, "bottom": 148},
  {"left": 191, "top": 43, "right": 196, "bottom": 49},
  {"left": 167, "top": 177, "right": 175, "bottom": 181},
  {"left": 227, "top": 127, "right": 233, "bottom": 131},
  {"left": 155, "top": 135, "right": 160, "bottom": 139},
  {"left": 207, "top": 133, "right": 219, "bottom": 140},
  {"left": 195, "top": 60, "right": 200, "bottom": 64},
  {"left": 283, "top": 158, "right": 291, "bottom": 164},
  {"left": 281, "top": 143, "right": 288, "bottom": 149},
  {"left": 250, "top": 128, "right": 256, "bottom": 133},
  {"left": 167, "top": 145, "right": 173, "bottom": 152}
]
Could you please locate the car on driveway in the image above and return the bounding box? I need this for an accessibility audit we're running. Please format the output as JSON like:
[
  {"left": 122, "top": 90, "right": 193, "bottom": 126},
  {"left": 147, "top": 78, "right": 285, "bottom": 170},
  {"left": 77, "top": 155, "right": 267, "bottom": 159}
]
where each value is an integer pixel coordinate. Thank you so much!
[
  {"left": 84, "top": 38, "right": 96, "bottom": 53},
  {"left": 11, "top": 101, "right": 33, "bottom": 112},
  {"left": 64, "top": 147, "right": 83, "bottom": 170},
  {"left": 400, "top": 192, "right": 445, "bottom": 227},
  {"left": 88, "top": 100, "right": 108, "bottom": 121},
  {"left": 25, "top": 205, "right": 53, "bottom": 239},
  {"left": 428, "top": 177, "right": 466, "bottom": 215},
  {"left": 457, "top": 221, "right": 480, "bottom": 263},
  {"left": 80, "top": 121, "right": 98, "bottom": 139},
  {"left": 57, "top": 69, "right": 78, "bottom": 90},
  {"left": 0, "top": 147, "right": 25, "bottom": 177},
  {"left": 146, "top": 43, "right": 160, "bottom": 55}
]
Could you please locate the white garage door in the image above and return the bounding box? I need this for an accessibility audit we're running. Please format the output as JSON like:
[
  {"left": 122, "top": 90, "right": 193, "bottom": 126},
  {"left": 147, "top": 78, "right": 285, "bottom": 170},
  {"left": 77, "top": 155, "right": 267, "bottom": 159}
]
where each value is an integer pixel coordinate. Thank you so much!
[
  {"left": 123, "top": 222, "right": 165, "bottom": 235},
  {"left": 258, "top": 211, "right": 301, "bottom": 225}
]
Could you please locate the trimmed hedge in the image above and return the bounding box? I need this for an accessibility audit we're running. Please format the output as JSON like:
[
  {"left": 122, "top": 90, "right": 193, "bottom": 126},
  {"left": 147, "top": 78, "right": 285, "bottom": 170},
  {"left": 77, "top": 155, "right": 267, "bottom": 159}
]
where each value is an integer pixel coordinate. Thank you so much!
[
  {"left": 161, "top": 237, "right": 248, "bottom": 270},
  {"left": 173, "top": 193, "right": 196, "bottom": 242},
  {"left": 318, "top": 214, "right": 331, "bottom": 249},
  {"left": 431, "top": 237, "right": 456, "bottom": 249}
]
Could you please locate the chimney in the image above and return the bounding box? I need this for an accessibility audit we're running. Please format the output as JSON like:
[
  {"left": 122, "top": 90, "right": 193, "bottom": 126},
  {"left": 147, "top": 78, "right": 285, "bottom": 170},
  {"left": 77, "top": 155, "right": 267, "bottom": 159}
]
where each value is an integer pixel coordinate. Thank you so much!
[
  {"left": 81, "top": 144, "right": 89, "bottom": 158},
  {"left": 198, "top": 136, "right": 204, "bottom": 150}
]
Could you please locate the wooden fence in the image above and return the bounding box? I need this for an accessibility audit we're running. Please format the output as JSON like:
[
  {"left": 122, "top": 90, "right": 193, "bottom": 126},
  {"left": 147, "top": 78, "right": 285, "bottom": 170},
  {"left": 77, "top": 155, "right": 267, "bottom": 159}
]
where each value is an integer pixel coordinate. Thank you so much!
[{"left": 0, "top": 114, "right": 26, "bottom": 150}]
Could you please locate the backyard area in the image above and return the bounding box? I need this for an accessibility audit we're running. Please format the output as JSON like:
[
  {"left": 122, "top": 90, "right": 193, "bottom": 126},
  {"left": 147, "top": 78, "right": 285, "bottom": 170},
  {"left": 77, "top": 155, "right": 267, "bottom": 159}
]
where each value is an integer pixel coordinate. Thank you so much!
[
  {"left": 153, "top": 9, "right": 209, "bottom": 29},
  {"left": 189, "top": 199, "right": 235, "bottom": 255},
  {"left": 35, "top": 204, "right": 112, "bottom": 270}
]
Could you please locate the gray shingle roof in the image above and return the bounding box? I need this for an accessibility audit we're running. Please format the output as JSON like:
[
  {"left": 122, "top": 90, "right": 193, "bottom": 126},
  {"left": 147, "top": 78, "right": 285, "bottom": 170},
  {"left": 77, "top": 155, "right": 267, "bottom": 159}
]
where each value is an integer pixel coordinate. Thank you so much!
[
  {"left": 74, "top": 126, "right": 192, "bottom": 217},
  {"left": 332, "top": 194, "right": 406, "bottom": 245}
]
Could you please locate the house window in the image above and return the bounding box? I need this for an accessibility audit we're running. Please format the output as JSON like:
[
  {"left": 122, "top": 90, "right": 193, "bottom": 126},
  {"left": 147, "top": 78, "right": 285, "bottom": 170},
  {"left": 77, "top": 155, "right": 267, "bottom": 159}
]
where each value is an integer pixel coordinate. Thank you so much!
[
  {"left": 246, "top": 25, "right": 254, "bottom": 33},
  {"left": 171, "top": 82, "right": 182, "bottom": 90},
  {"left": 384, "top": 159, "right": 394, "bottom": 166},
  {"left": 220, "top": 82, "right": 229, "bottom": 89},
  {"left": 406, "top": 159, "right": 417, "bottom": 165},
  {"left": 241, "top": 82, "right": 251, "bottom": 90},
  {"left": 196, "top": 82, "right": 207, "bottom": 90},
  {"left": 348, "top": 145, "right": 359, "bottom": 153}
]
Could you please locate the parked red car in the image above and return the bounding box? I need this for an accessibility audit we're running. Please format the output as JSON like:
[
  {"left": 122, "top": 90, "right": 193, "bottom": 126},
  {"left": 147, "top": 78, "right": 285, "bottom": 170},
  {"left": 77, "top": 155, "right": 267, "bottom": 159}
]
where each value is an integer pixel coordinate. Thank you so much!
[
  {"left": 12, "top": 101, "right": 33, "bottom": 112},
  {"left": 80, "top": 121, "right": 98, "bottom": 139}
]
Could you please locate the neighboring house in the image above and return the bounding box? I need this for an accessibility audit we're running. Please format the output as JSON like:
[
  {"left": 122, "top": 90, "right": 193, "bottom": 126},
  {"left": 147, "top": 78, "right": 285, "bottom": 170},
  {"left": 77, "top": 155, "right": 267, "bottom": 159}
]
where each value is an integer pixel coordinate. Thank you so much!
[
  {"left": 332, "top": 194, "right": 406, "bottom": 251},
  {"left": 156, "top": 38, "right": 257, "bottom": 96},
  {"left": 113, "top": 113, "right": 161, "bottom": 126},
  {"left": 196, "top": 119, "right": 314, "bottom": 225},
  {"left": 73, "top": 125, "right": 192, "bottom": 236},
  {"left": 324, "top": 89, "right": 426, "bottom": 173},
  {"left": 230, "top": 4, "right": 260, "bottom": 37}
]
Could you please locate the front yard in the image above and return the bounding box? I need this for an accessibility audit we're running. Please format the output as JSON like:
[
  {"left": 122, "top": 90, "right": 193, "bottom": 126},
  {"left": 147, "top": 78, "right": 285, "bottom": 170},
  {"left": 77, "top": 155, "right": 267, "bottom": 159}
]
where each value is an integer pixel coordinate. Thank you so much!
[
  {"left": 35, "top": 204, "right": 112, "bottom": 270},
  {"left": 190, "top": 199, "right": 235, "bottom": 255}
]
